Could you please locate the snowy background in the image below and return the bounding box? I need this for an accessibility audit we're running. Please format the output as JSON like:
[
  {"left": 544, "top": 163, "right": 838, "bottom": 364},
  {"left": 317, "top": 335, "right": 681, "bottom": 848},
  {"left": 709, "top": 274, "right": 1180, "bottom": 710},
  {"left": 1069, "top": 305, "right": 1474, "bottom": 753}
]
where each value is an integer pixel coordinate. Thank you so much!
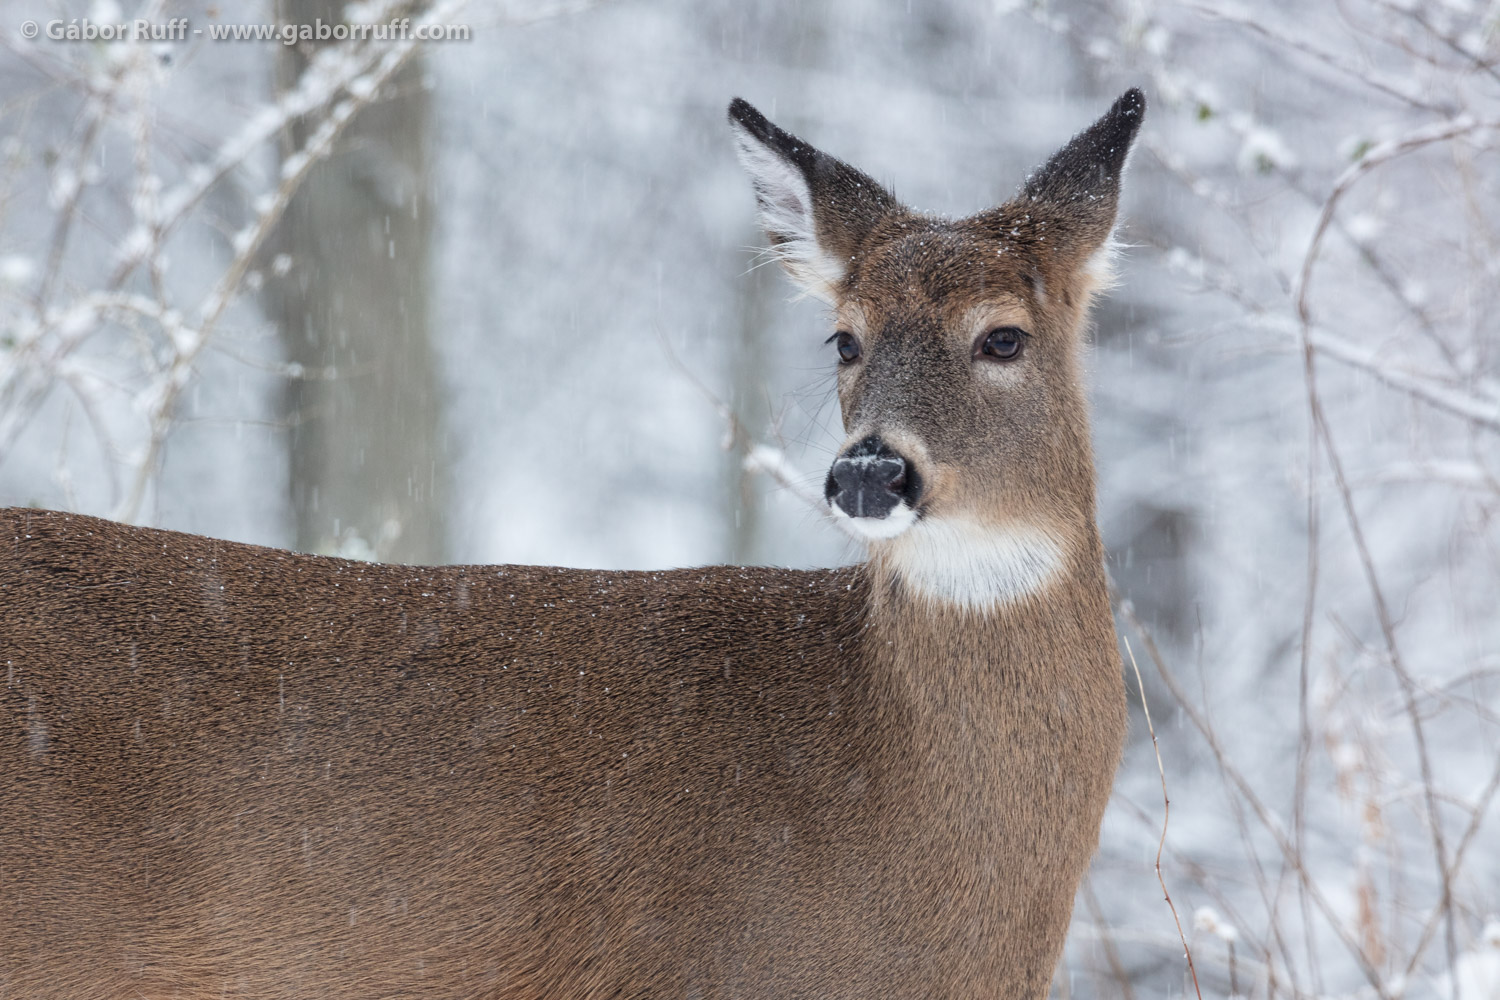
[{"left": 2, "top": 0, "right": 1499, "bottom": 997}]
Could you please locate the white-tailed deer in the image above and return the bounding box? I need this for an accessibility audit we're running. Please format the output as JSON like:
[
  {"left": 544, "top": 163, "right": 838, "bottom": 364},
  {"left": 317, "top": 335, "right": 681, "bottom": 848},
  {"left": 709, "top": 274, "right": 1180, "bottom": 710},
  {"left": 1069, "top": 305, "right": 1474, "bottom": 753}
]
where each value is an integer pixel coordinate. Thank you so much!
[{"left": 2, "top": 90, "right": 1145, "bottom": 999}]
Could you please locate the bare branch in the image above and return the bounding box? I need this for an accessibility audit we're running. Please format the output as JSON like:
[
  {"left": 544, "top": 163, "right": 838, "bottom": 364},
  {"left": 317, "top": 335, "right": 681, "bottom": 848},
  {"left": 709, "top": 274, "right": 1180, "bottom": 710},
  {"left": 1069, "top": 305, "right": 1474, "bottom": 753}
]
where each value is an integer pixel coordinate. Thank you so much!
[{"left": 1125, "top": 636, "right": 1204, "bottom": 1000}]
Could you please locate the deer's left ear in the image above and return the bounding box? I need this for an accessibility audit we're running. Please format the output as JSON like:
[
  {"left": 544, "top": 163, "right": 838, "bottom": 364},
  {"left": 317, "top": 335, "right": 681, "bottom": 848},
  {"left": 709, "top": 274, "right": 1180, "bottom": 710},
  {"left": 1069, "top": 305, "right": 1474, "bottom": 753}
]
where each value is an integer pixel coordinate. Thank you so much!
[
  {"left": 729, "top": 98, "right": 899, "bottom": 302},
  {"left": 1024, "top": 89, "right": 1145, "bottom": 213},
  {"left": 987, "top": 89, "right": 1147, "bottom": 293}
]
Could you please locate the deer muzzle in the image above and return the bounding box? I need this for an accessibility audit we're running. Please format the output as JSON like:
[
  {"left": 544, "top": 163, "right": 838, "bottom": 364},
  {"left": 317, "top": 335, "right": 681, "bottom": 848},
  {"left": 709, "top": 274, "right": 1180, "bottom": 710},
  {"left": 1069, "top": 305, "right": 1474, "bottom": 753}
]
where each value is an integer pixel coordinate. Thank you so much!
[{"left": 825, "top": 435, "right": 924, "bottom": 529}]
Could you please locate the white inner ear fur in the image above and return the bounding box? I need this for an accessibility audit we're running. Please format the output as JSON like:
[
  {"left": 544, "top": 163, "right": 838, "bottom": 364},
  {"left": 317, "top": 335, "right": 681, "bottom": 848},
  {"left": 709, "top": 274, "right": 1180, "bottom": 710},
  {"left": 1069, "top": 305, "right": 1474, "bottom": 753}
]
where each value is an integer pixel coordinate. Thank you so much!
[
  {"left": 874, "top": 515, "right": 1068, "bottom": 612},
  {"left": 1082, "top": 231, "right": 1122, "bottom": 295},
  {"left": 730, "top": 122, "right": 847, "bottom": 304}
]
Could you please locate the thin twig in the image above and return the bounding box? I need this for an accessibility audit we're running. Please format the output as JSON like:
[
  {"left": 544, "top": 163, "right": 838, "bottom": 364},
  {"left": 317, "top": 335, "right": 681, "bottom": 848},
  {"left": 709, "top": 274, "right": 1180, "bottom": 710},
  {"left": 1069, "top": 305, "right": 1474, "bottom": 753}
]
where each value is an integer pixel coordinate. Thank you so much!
[
  {"left": 1082, "top": 879, "right": 1137, "bottom": 1000},
  {"left": 655, "top": 326, "right": 860, "bottom": 541},
  {"left": 1116, "top": 595, "right": 1392, "bottom": 999},
  {"left": 1125, "top": 635, "right": 1203, "bottom": 1000},
  {"left": 1292, "top": 113, "right": 1474, "bottom": 987},
  {"left": 1186, "top": 1, "right": 1456, "bottom": 113},
  {"left": 114, "top": 0, "right": 472, "bottom": 522}
]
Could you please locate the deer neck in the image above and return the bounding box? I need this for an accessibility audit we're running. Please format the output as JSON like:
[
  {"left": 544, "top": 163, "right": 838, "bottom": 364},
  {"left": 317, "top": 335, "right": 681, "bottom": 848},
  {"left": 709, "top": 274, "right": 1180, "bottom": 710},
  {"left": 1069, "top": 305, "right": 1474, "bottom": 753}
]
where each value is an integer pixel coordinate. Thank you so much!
[
  {"left": 860, "top": 512, "right": 1115, "bottom": 756},
  {"left": 846, "top": 520, "right": 1119, "bottom": 992},
  {"left": 856, "top": 514, "right": 1121, "bottom": 875}
]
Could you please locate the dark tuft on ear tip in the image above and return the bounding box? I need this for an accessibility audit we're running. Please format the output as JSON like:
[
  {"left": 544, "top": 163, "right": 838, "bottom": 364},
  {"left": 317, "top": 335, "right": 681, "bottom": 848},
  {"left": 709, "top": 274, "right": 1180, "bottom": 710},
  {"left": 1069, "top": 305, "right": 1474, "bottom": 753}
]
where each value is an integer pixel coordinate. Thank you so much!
[
  {"left": 1099, "top": 88, "right": 1147, "bottom": 159},
  {"left": 726, "top": 98, "right": 819, "bottom": 173},
  {"left": 728, "top": 97, "right": 769, "bottom": 134},
  {"left": 1116, "top": 88, "right": 1147, "bottom": 121}
]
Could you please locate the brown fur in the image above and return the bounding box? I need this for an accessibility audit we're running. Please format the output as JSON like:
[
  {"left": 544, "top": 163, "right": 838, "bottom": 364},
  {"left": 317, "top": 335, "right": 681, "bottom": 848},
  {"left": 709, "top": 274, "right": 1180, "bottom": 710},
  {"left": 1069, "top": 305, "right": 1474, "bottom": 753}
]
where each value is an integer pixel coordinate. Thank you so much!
[{"left": 1, "top": 91, "right": 1144, "bottom": 999}]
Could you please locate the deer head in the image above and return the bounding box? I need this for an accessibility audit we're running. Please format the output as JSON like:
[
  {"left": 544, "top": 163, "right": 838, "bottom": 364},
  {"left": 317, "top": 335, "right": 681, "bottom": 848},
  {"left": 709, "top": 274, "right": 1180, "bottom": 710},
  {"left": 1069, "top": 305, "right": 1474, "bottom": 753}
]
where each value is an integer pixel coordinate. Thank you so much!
[{"left": 730, "top": 91, "right": 1145, "bottom": 611}]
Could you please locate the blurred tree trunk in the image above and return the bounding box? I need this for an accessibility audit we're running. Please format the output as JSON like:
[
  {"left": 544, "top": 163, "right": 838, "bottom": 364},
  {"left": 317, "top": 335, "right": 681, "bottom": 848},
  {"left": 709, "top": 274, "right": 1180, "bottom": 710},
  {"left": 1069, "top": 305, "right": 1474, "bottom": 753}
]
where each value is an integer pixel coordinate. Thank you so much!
[
  {"left": 726, "top": 246, "right": 775, "bottom": 564},
  {"left": 721, "top": 4, "right": 830, "bottom": 565},
  {"left": 262, "top": 0, "right": 446, "bottom": 564}
]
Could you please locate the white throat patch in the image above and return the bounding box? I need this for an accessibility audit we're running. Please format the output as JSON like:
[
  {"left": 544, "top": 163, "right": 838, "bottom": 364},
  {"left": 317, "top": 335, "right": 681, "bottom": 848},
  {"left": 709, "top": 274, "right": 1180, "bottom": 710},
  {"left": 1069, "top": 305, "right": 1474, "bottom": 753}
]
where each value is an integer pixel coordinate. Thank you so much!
[{"left": 875, "top": 515, "right": 1068, "bottom": 611}]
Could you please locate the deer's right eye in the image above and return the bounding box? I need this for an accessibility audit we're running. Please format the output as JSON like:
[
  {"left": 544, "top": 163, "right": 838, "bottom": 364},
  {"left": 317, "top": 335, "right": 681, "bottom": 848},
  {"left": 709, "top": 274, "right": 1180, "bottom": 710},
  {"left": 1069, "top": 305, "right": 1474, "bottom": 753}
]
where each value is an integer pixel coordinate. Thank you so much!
[
  {"left": 828, "top": 331, "right": 861, "bottom": 364},
  {"left": 975, "top": 326, "right": 1027, "bottom": 362}
]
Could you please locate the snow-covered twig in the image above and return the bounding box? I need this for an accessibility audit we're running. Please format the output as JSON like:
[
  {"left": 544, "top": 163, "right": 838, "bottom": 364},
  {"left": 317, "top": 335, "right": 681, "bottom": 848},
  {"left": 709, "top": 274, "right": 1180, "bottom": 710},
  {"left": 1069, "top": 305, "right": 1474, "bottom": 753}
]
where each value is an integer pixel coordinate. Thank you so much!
[
  {"left": 1307, "top": 328, "right": 1500, "bottom": 432},
  {"left": 0, "top": 0, "right": 483, "bottom": 521},
  {"left": 1185, "top": 2, "right": 1456, "bottom": 113},
  {"left": 655, "top": 325, "right": 861, "bottom": 543},
  {"left": 1293, "top": 114, "right": 1500, "bottom": 331}
]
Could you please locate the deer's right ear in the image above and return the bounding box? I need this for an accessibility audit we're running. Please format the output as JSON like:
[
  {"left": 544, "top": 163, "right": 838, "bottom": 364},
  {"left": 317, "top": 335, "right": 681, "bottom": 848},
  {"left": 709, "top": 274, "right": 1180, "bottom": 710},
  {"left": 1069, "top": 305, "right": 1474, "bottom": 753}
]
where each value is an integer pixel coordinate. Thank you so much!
[{"left": 728, "top": 98, "right": 898, "bottom": 303}]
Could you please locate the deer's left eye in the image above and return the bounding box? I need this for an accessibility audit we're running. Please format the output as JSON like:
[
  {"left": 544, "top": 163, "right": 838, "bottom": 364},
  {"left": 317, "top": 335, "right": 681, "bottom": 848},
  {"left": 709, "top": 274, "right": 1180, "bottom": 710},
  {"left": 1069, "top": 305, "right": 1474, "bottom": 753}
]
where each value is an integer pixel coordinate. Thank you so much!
[
  {"left": 827, "top": 331, "right": 861, "bottom": 364},
  {"left": 975, "top": 327, "right": 1026, "bottom": 362}
]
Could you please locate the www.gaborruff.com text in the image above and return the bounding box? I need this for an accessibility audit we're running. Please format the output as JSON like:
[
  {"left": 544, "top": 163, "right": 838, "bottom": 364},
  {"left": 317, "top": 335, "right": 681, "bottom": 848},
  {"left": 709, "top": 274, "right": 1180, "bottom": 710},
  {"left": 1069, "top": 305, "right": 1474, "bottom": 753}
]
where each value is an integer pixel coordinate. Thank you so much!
[{"left": 24, "top": 18, "right": 471, "bottom": 44}]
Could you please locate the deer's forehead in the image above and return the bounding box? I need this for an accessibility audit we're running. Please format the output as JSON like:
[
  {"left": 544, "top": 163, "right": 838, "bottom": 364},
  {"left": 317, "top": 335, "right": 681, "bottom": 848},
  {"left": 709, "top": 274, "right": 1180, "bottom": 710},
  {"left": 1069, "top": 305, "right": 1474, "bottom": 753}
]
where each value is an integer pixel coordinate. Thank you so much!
[
  {"left": 839, "top": 241, "right": 1030, "bottom": 336},
  {"left": 843, "top": 223, "right": 1034, "bottom": 322}
]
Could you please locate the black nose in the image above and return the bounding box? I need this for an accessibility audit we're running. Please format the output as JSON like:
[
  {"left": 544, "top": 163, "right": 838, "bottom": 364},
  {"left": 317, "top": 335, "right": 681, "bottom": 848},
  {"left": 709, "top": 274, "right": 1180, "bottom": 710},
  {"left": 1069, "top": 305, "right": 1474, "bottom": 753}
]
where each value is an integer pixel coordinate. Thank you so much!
[{"left": 825, "top": 436, "right": 923, "bottom": 520}]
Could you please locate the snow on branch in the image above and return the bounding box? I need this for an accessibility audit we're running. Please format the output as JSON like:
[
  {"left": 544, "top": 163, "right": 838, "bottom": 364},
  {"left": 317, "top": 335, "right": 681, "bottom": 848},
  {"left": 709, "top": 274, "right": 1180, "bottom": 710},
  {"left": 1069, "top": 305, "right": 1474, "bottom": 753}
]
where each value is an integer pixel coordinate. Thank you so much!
[
  {"left": 1039, "top": 0, "right": 1500, "bottom": 996},
  {"left": 1308, "top": 327, "right": 1500, "bottom": 433},
  {"left": 0, "top": 0, "right": 482, "bottom": 520}
]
